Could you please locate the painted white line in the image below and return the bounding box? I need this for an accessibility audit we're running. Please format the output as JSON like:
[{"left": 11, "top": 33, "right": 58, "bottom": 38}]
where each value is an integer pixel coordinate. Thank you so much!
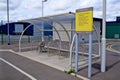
[
  {"left": 0, "top": 49, "right": 12, "bottom": 51},
  {"left": 71, "top": 73, "right": 89, "bottom": 80},
  {"left": 0, "top": 58, "right": 37, "bottom": 80}
]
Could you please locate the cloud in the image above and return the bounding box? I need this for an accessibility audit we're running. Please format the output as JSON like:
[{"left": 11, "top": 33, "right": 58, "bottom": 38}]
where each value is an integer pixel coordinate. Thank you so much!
[
  {"left": 106, "top": 0, "right": 120, "bottom": 21},
  {"left": 21, "top": 0, "right": 41, "bottom": 10},
  {"left": 9, "top": 1, "right": 21, "bottom": 10},
  {"left": 0, "top": 0, "right": 22, "bottom": 21},
  {"left": 109, "top": 0, "right": 119, "bottom": 4},
  {"left": 0, "top": 1, "right": 7, "bottom": 11},
  {"left": 50, "top": 0, "right": 73, "bottom": 11},
  {"left": 0, "top": 0, "right": 21, "bottom": 11},
  {"left": 0, "top": 0, "right": 120, "bottom": 21}
]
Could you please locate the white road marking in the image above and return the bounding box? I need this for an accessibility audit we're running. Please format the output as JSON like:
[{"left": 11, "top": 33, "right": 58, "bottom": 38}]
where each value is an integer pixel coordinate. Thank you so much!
[{"left": 0, "top": 58, "right": 37, "bottom": 80}]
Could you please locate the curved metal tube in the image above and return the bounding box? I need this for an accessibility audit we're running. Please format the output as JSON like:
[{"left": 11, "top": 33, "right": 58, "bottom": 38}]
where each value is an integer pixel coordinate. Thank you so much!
[
  {"left": 69, "top": 33, "right": 76, "bottom": 69},
  {"left": 69, "top": 26, "right": 101, "bottom": 69},
  {"left": 43, "top": 17, "right": 70, "bottom": 42},
  {"left": 19, "top": 21, "right": 62, "bottom": 53},
  {"left": 19, "top": 24, "right": 33, "bottom": 52},
  {"left": 93, "top": 25, "right": 101, "bottom": 56},
  {"left": 40, "top": 20, "right": 62, "bottom": 54}
]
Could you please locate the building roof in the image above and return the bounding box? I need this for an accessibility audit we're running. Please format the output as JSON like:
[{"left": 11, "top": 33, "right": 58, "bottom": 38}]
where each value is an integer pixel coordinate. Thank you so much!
[
  {"left": 19, "top": 12, "right": 102, "bottom": 23},
  {"left": 107, "top": 16, "right": 120, "bottom": 24}
]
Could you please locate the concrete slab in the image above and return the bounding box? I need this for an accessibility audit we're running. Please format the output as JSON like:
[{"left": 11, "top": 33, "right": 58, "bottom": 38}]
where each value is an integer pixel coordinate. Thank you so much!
[{"left": 16, "top": 50, "right": 89, "bottom": 71}]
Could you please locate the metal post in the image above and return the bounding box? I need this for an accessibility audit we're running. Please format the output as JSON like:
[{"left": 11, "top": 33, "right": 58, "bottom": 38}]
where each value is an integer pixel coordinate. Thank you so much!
[
  {"left": 88, "top": 32, "right": 93, "bottom": 78},
  {"left": 1, "top": 20, "right": 4, "bottom": 45},
  {"left": 101, "top": 0, "right": 106, "bottom": 72},
  {"left": 7, "top": 0, "right": 10, "bottom": 45},
  {"left": 0, "top": 20, "right": 3, "bottom": 25},
  {"left": 42, "top": 1, "right": 43, "bottom": 17},
  {"left": 28, "top": 36, "right": 30, "bottom": 43},
  {"left": 75, "top": 33, "right": 79, "bottom": 73},
  {"left": 1, "top": 30, "right": 4, "bottom": 45},
  {"left": 41, "top": 1, "right": 44, "bottom": 42},
  {"left": 42, "top": 0, "right": 47, "bottom": 17},
  {"left": 41, "top": 0, "right": 47, "bottom": 41}
]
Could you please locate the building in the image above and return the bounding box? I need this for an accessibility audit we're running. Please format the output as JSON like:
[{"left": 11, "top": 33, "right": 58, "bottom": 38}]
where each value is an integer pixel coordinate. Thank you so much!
[
  {"left": 0, "top": 22, "right": 33, "bottom": 43},
  {"left": 106, "top": 17, "right": 120, "bottom": 39}
]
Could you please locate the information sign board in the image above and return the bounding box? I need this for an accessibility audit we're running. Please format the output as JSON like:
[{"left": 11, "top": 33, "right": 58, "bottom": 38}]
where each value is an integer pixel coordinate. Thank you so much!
[{"left": 76, "top": 7, "right": 93, "bottom": 32}]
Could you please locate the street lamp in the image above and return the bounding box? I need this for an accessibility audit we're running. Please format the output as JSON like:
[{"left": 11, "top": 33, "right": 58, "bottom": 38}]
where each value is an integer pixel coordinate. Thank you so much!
[
  {"left": 42, "top": 0, "right": 47, "bottom": 17},
  {"left": 101, "top": 0, "right": 106, "bottom": 72},
  {"left": 7, "top": 0, "right": 10, "bottom": 45},
  {"left": 41, "top": 0, "right": 47, "bottom": 41}
]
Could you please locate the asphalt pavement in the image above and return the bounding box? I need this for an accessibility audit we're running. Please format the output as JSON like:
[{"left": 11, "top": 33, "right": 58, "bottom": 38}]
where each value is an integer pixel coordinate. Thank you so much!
[
  {"left": 1, "top": 41, "right": 120, "bottom": 80},
  {"left": 78, "top": 50, "right": 120, "bottom": 80},
  {"left": 0, "top": 51, "right": 80, "bottom": 80},
  {"left": 0, "top": 60, "right": 31, "bottom": 80}
]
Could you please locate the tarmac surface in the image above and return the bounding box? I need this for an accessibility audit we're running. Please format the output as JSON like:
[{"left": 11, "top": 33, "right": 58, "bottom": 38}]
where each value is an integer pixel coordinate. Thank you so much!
[
  {"left": 78, "top": 50, "right": 120, "bottom": 80},
  {"left": 0, "top": 51, "right": 80, "bottom": 80},
  {"left": 0, "top": 60, "right": 31, "bottom": 80},
  {"left": 0, "top": 40, "right": 120, "bottom": 80}
]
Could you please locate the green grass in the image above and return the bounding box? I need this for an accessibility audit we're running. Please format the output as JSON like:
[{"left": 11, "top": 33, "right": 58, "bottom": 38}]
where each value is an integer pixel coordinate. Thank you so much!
[{"left": 64, "top": 68, "right": 75, "bottom": 74}]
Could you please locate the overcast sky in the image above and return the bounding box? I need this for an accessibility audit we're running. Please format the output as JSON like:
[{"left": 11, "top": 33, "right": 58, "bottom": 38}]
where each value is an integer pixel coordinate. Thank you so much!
[{"left": 0, "top": 0, "right": 120, "bottom": 22}]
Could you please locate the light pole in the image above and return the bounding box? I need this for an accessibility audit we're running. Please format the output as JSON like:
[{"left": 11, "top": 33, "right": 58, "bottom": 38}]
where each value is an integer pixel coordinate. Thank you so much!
[
  {"left": 7, "top": 0, "right": 10, "bottom": 45},
  {"left": 41, "top": 0, "right": 47, "bottom": 41},
  {"left": 42, "top": 0, "right": 47, "bottom": 17},
  {"left": 101, "top": 0, "right": 106, "bottom": 72}
]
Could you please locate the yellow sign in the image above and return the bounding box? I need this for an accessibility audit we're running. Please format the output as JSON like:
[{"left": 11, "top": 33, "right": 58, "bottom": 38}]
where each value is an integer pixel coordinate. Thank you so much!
[{"left": 75, "top": 7, "right": 93, "bottom": 32}]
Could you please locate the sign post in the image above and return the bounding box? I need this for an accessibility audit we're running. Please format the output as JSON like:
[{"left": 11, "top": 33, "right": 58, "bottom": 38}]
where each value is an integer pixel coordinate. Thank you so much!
[
  {"left": 75, "top": 7, "right": 93, "bottom": 78},
  {"left": 88, "top": 32, "right": 93, "bottom": 78},
  {"left": 75, "top": 33, "right": 79, "bottom": 73}
]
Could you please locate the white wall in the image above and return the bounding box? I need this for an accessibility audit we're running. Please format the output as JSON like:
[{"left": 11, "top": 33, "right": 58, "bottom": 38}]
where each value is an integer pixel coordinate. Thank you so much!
[
  {"left": 53, "top": 20, "right": 101, "bottom": 42},
  {"left": 53, "top": 20, "right": 72, "bottom": 41}
]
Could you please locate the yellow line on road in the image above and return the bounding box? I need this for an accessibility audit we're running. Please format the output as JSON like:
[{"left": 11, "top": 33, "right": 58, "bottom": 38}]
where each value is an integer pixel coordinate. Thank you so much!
[{"left": 107, "top": 43, "right": 120, "bottom": 54}]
